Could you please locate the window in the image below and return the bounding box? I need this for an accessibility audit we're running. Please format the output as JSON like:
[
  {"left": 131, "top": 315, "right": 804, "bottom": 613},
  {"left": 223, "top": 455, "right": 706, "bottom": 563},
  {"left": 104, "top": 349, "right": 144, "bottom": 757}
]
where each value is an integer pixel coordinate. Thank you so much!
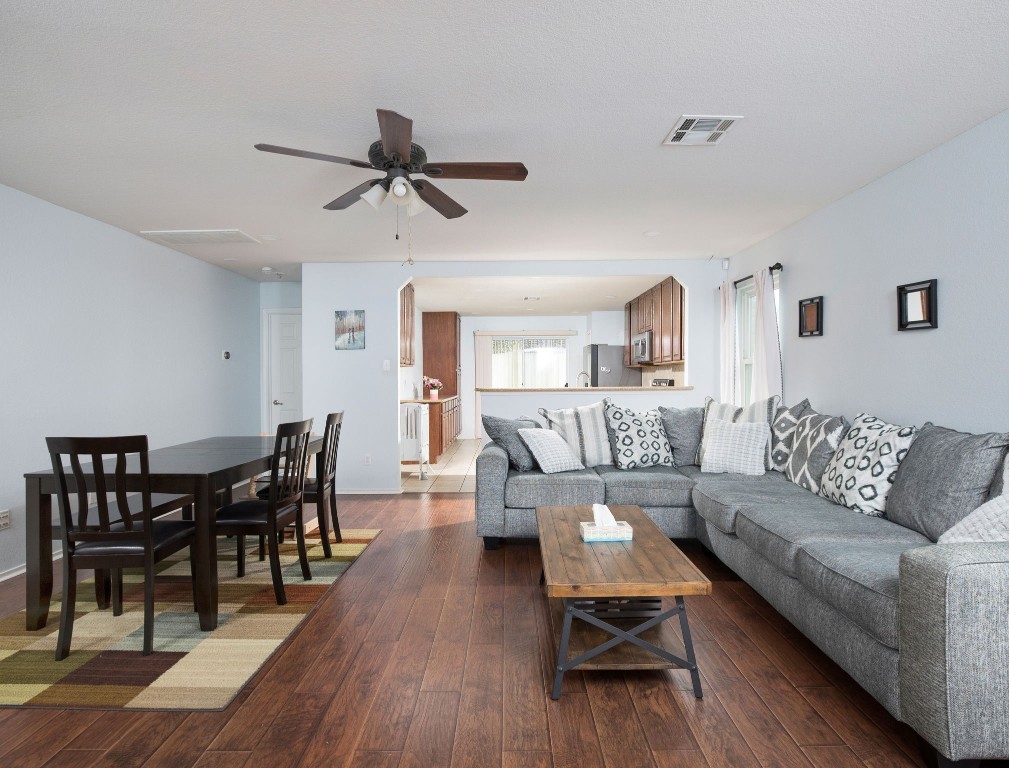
[
  {"left": 735, "top": 273, "right": 780, "bottom": 405},
  {"left": 490, "top": 336, "right": 568, "bottom": 388}
]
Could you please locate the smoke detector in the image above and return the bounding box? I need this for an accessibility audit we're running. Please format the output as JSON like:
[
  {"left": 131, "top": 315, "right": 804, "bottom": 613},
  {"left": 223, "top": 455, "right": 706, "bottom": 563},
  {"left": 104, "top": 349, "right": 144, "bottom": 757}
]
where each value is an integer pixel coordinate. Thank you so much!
[{"left": 663, "top": 115, "right": 743, "bottom": 146}]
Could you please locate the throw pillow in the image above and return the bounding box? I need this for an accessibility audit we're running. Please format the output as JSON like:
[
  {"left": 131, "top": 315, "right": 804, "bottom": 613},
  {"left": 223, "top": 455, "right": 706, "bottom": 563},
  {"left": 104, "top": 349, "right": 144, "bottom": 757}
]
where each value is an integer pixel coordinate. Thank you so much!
[
  {"left": 887, "top": 424, "right": 1009, "bottom": 541},
  {"left": 603, "top": 401, "right": 674, "bottom": 470},
  {"left": 938, "top": 494, "right": 1009, "bottom": 544},
  {"left": 770, "top": 399, "right": 812, "bottom": 471},
  {"left": 697, "top": 395, "right": 780, "bottom": 470},
  {"left": 517, "top": 428, "right": 585, "bottom": 474},
  {"left": 657, "top": 406, "right": 704, "bottom": 467},
  {"left": 699, "top": 417, "right": 768, "bottom": 476},
  {"left": 818, "top": 414, "right": 918, "bottom": 517},
  {"left": 784, "top": 411, "right": 849, "bottom": 492},
  {"left": 481, "top": 414, "right": 541, "bottom": 471},
  {"left": 538, "top": 401, "right": 613, "bottom": 468}
]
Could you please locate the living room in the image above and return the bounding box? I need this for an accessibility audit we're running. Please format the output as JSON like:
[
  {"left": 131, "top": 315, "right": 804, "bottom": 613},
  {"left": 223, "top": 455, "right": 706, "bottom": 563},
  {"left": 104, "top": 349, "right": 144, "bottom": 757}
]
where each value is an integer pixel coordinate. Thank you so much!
[{"left": 2, "top": 2, "right": 1008, "bottom": 767}]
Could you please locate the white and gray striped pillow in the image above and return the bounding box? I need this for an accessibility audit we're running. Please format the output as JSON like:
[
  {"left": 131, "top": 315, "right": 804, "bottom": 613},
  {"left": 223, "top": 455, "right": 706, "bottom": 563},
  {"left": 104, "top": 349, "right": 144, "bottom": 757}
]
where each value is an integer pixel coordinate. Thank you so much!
[
  {"left": 700, "top": 417, "right": 769, "bottom": 476},
  {"left": 538, "top": 401, "right": 613, "bottom": 468},
  {"left": 517, "top": 428, "right": 585, "bottom": 474},
  {"left": 697, "top": 395, "right": 780, "bottom": 470}
]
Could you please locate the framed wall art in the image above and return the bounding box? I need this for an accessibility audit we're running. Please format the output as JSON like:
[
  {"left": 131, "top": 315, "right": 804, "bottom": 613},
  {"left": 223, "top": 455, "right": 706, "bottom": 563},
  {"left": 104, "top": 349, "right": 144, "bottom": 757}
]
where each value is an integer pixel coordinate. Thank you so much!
[
  {"left": 798, "top": 296, "right": 823, "bottom": 337},
  {"left": 334, "top": 309, "right": 366, "bottom": 350},
  {"left": 897, "top": 279, "right": 937, "bottom": 331}
]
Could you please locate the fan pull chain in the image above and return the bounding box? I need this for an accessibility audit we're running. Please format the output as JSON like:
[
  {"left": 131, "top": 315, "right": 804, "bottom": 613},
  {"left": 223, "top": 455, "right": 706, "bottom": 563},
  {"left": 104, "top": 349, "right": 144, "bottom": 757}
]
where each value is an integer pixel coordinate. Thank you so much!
[
  {"left": 395, "top": 205, "right": 400, "bottom": 240},
  {"left": 402, "top": 213, "right": 415, "bottom": 266}
]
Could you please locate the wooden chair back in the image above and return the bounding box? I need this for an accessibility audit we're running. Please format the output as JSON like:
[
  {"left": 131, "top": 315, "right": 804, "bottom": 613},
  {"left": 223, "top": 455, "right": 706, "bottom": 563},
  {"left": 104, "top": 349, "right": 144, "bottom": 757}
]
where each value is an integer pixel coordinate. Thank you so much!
[
  {"left": 317, "top": 412, "right": 344, "bottom": 489},
  {"left": 264, "top": 418, "right": 314, "bottom": 509},
  {"left": 45, "top": 435, "right": 154, "bottom": 554}
]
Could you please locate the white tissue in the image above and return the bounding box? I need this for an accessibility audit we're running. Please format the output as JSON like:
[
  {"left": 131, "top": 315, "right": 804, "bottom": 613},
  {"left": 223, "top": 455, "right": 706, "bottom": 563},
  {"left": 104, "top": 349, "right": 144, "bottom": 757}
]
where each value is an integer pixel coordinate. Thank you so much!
[{"left": 592, "top": 503, "right": 617, "bottom": 527}]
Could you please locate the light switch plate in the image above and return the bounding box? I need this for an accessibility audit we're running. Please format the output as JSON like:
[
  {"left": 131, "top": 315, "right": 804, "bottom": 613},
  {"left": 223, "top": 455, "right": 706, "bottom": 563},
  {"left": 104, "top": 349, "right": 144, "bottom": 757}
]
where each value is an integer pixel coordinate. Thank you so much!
[{"left": 0, "top": 509, "right": 10, "bottom": 530}]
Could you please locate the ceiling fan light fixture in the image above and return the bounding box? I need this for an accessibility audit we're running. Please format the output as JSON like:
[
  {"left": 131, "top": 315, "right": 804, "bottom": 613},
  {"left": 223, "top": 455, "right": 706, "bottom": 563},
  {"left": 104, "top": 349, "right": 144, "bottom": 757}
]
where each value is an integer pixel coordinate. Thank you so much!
[
  {"left": 390, "top": 178, "right": 410, "bottom": 198},
  {"left": 361, "top": 182, "right": 388, "bottom": 210},
  {"left": 406, "top": 196, "right": 428, "bottom": 217}
]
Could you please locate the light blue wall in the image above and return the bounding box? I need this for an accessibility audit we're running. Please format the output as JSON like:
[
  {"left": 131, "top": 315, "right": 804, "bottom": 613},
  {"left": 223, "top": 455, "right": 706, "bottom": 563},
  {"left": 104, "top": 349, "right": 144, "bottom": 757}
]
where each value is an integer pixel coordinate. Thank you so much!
[
  {"left": 0, "top": 183, "right": 261, "bottom": 576},
  {"left": 728, "top": 107, "right": 1009, "bottom": 432},
  {"left": 259, "top": 281, "right": 302, "bottom": 311}
]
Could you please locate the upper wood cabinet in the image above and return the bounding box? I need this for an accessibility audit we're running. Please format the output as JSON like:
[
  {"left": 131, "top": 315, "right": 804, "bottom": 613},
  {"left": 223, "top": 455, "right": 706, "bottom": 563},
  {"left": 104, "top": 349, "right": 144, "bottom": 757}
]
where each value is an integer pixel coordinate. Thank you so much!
[
  {"left": 625, "top": 277, "right": 685, "bottom": 365},
  {"left": 399, "top": 283, "right": 415, "bottom": 367},
  {"left": 422, "top": 311, "right": 461, "bottom": 398}
]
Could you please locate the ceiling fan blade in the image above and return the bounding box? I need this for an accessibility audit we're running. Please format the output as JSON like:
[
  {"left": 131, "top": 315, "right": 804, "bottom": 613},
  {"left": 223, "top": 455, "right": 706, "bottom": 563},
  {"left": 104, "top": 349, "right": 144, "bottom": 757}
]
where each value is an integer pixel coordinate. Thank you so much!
[
  {"left": 411, "top": 180, "right": 467, "bottom": 219},
  {"left": 255, "top": 144, "right": 375, "bottom": 170},
  {"left": 376, "top": 109, "right": 413, "bottom": 162},
  {"left": 323, "top": 179, "right": 382, "bottom": 210},
  {"left": 421, "top": 162, "right": 528, "bottom": 181}
]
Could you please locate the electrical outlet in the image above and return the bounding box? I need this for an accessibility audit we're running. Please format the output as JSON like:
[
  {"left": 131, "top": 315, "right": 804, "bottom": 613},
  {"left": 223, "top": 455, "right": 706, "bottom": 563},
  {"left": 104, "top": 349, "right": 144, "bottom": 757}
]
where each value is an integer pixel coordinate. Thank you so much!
[
  {"left": 0, "top": 509, "right": 10, "bottom": 531},
  {"left": 363, "top": 454, "right": 372, "bottom": 466}
]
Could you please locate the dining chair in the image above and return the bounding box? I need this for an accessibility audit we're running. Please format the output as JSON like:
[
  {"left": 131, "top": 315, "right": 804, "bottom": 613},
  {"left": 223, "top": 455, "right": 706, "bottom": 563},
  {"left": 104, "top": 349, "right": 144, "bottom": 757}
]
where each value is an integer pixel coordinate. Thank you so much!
[
  {"left": 46, "top": 435, "right": 198, "bottom": 659},
  {"left": 257, "top": 411, "right": 343, "bottom": 557},
  {"left": 216, "top": 418, "right": 313, "bottom": 605}
]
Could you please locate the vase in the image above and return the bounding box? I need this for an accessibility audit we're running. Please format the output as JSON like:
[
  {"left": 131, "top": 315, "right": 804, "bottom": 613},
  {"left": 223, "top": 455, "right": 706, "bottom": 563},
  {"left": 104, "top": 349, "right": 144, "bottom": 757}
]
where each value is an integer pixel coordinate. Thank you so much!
[{"left": 429, "top": 388, "right": 439, "bottom": 400}]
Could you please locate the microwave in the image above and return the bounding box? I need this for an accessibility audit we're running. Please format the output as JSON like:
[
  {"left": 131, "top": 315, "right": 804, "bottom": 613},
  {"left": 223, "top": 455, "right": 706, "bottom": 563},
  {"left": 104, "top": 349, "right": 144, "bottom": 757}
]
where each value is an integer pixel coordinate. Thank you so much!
[{"left": 631, "top": 331, "right": 652, "bottom": 364}]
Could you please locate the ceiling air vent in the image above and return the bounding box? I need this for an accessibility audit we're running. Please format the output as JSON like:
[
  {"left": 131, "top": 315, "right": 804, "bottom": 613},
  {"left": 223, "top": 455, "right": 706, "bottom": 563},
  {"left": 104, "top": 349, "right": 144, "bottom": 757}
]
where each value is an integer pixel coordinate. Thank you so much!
[
  {"left": 663, "top": 115, "right": 743, "bottom": 146},
  {"left": 139, "top": 229, "right": 260, "bottom": 246}
]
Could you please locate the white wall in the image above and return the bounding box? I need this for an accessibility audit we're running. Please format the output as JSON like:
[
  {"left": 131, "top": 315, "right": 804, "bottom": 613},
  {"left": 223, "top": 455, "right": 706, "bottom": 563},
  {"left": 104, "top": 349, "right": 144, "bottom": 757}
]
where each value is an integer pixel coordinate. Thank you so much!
[
  {"left": 260, "top": 281, "right": 302, "bottom": 311},
  {"left": 727, "top": 107, "right": 1009, "bottom": 432},
  {"left": 587, "top": 310, "right": 626, "bottom": 346},
  {"left": 302, "top": 259, "right": 724, "bottom": 492},
  {"left": 0, "top": 183, "right": 261, "bottom": 577}
]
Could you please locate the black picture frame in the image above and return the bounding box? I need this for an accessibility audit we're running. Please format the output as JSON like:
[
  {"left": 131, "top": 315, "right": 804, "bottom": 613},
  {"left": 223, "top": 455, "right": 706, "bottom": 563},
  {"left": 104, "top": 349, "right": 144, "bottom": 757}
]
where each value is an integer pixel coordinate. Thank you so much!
[
  {"left": 798, "top": 296, "right": 823, "bottom": 337},
  {"left": 897, "top": 279, "right": 938, "bottom": 331}
]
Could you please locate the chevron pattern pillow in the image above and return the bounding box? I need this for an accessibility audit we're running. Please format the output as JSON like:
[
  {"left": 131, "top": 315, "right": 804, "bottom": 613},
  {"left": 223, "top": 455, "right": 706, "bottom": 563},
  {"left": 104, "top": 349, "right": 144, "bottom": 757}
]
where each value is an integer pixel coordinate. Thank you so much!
[{"left": 785, "top": 411, "right": 848, "bottom": 492}]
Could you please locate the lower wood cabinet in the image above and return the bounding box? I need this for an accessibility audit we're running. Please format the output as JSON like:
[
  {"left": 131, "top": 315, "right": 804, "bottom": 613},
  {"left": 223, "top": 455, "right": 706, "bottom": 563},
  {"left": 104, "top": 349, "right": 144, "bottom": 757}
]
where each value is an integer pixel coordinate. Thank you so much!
[{"left": 428, "top": 396, "right": 461, "bottom": 463}]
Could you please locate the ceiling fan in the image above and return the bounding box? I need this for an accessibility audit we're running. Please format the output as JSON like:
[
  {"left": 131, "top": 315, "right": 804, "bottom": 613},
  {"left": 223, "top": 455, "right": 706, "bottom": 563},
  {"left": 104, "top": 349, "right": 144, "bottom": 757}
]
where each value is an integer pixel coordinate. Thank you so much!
[{"left": 255, "top": 109, "right": 528, "bottom": 219}]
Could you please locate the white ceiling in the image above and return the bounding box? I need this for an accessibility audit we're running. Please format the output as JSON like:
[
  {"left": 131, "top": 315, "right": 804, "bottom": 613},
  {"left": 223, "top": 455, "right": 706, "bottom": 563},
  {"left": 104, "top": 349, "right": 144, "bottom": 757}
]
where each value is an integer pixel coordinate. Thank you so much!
[{"left": 3, "top": 2, "right": 1009, "bottom": 282}]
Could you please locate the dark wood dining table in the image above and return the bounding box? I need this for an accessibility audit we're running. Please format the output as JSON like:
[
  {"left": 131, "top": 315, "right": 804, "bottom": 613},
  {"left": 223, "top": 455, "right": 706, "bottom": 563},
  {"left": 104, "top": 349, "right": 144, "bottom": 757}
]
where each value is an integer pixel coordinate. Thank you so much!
[{"left": 24, "top": 435, "right": 322, "bottom": 632}]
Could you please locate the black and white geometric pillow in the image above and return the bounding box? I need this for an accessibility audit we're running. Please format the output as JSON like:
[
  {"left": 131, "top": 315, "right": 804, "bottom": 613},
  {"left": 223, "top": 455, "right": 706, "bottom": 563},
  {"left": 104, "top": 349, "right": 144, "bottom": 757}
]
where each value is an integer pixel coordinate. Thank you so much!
[
  {"left": 784, "top": 411, "right": 848, "bottom": 492},
  {"left": 818, "top": 413, "right": 918, "bottom": 517},
  {"left": 697, "top": 395, "right": 780, "bottom": 470},
  {"left": 771, "top": 399, "right": 812, "bottom": 471},
  {"left": 603, "top": 401, "right": 674, "bottom": 470}
]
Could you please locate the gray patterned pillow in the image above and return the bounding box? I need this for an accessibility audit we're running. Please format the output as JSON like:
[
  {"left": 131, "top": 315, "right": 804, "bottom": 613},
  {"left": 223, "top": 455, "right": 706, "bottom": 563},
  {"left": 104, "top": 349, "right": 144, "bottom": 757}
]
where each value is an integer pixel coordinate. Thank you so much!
[
  {"left": 482, "top": 414, "right": 541, "bottom": 471},
  {"left": 603, "top": 401, "right": 674, "bottom": 470},
  {"left": 771, "top": 399, "right": 812, "bottom": 471},
  {"left": 818, "top": 414, "right": 918, "bottom": 517},
  {"left": 517, "top": 428, "right": 584, "bottom": 474},
  {"left": 785, "top": 411, "right": 848, "bottom": 492},
  {"left": 657, "top": 406, "right": 704, "bottom": 467},
  {"left": 697, "top": 395, "right": 780, "bottom": 470},
  {"left": 538, "top": 401, "right": 613, "bottom": 468}
]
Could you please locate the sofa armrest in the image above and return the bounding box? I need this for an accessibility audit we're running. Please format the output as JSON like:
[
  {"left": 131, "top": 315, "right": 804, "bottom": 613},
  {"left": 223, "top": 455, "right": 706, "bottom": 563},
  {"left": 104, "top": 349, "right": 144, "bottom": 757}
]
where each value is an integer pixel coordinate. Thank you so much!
[
  {"left": 476, "top": 443, "right": 509, "bottom": 537},
  {"left": 899, "top": 543, "right": 1009, "bottom": 761}
]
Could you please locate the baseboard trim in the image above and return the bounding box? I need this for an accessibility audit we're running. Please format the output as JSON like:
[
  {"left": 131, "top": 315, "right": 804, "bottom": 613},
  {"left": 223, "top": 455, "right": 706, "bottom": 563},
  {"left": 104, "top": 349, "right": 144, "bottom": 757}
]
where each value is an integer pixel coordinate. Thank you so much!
[{"left": 0, "top": 551, "right": 64, "bottom": 584}]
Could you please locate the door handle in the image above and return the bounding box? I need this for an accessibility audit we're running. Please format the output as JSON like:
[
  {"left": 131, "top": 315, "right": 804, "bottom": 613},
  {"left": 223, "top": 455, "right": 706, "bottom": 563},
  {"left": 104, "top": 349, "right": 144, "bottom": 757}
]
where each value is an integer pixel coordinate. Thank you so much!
[{"left": 273, "top": 399, "right": 284, "bottom": 405}]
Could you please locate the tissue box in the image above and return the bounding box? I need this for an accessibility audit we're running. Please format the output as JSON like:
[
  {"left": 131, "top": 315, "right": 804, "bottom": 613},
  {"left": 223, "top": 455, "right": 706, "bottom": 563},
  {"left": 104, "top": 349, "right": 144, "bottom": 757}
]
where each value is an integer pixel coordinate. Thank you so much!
[{"left": 580, "top": 521, "right": 633, "bottom": 542}]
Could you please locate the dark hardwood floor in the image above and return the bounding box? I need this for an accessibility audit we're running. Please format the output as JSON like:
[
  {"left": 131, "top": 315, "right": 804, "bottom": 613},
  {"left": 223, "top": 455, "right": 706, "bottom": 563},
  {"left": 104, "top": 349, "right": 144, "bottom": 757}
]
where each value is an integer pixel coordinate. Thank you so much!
[{"left": 0, "top": 493, "right": 980, "bottom": 767}]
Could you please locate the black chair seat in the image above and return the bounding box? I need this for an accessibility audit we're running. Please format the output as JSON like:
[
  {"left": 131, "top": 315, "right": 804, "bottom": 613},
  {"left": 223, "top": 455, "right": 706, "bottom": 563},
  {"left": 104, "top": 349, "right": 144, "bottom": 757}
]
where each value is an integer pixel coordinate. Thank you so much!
[
  {"left": 217, "top": 499, "right": 297, "bottom": 528},
  {"left": 75, "top": 520, "right": 195, "bottom": 558}
]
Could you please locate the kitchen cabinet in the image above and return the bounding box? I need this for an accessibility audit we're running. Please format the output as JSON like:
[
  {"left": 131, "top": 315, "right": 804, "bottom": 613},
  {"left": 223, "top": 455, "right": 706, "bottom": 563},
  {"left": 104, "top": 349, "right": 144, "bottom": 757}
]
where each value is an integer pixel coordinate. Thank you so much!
[
  {"left": 623, "top": 301, "right": 633, "bottom": 366},
  {"left": 658, "top": 277, "right": 673, "bottom": 364},
  {"left": 422, "top": 311, "right": 461, "bottom": 398},
  {"left": 399, "top": 282, "right": 415, "bottom": 367},
  {"left": 638, "top": 287, "right": 654, "bottom": 333},
  {"left": 624, "top": 277, "right": 685, "bottom": 365},
  {"left": 402, "top": 396, "right": 461, "bottom": 464}
]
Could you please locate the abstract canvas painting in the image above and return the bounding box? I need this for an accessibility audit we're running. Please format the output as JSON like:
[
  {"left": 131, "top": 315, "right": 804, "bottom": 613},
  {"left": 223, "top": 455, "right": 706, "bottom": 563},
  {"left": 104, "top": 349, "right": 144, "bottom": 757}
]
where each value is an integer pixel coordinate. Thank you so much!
[{"left": 335, "top": 309, "right": 365, "bottom": 350}]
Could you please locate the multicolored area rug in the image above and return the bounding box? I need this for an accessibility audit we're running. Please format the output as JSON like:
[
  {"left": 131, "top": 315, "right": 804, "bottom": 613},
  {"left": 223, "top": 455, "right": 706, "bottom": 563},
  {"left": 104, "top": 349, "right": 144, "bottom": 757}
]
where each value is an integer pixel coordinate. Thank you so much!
[{"left": 0, "top": 529, "right": 379, "bottom": 710}]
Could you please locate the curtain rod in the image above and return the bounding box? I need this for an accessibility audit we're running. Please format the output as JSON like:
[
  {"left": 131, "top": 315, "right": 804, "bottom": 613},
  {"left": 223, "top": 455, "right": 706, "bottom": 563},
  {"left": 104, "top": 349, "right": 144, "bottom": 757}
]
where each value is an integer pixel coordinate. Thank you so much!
[{"left": 730, "top": 262, "right": 783, "bottom": 288}]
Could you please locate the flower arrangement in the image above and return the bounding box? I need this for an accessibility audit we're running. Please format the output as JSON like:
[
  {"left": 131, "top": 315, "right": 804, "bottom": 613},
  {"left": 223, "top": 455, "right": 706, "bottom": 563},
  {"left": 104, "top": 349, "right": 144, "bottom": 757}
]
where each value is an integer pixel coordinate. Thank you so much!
[{"left": 423, "top": 376, "right": 443, "bottom": 390}]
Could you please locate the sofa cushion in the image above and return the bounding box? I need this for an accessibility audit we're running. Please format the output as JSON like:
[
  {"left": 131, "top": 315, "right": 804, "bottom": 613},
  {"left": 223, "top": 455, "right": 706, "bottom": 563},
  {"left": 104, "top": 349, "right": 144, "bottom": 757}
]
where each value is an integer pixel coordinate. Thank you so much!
[
  {"left": 482, "top": 414, "right": 541, "bottom": 471},
  {"left": 691, "top": 474, "right": 811, "bottom": 535},
  {"left": 603, "top": 401, "right": 674, "bottom": 469},
  {"left": 797, "top": 539, "right": 930, "bottom": 649},
  {"left": 504, "top": 468, "right": 604, "bottom": 509},
  {"left": 771, "top": 399, "right": 812, "bottom": 471},
  {"left": 538, "top": 401, "right": 613, "bottom": 468},
  {"left": 887, "top": 424, "right": 1009, "bottom": 541},
  {"left": 818, "top": 413, "right": 918, "bottom": 517},
  {"left": 735, "top": 500, "right": 931, "bottom": 577},
  {"left": 595, "top": 465, "right": 694, "bottom": 507},
  {"left": 784, "top": 411, "right": 848, "bottom": 492},
  {"left": 698, "top": 395, "right": 780, "bottom": 470},
  {"left": 658, "top": 406, "right": 704, "bottom": 467}
]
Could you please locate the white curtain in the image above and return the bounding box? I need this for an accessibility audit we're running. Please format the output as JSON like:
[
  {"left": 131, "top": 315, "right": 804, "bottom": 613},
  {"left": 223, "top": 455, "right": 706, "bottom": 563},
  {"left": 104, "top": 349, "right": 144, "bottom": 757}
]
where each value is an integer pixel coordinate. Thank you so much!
[
  {"left": 719, "top": 281, "right": 736, "bottom": 403},
  {"left": 751, "top": 268, "right": 783, "bottom": 403}
]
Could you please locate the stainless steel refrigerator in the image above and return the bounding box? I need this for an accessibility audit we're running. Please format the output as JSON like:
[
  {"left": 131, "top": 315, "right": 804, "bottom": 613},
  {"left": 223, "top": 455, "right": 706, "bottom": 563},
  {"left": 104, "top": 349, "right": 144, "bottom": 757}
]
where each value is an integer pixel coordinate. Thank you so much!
[{"left": 583, "top": 344, "right": 642, "bottom": 387}]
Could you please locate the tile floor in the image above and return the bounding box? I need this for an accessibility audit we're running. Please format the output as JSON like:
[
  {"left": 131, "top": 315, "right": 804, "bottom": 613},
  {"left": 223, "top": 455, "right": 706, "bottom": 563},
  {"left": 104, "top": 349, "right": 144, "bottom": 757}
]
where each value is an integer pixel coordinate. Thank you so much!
[{"left": 401, "top": 438, "right": 482, "bottom": 493}]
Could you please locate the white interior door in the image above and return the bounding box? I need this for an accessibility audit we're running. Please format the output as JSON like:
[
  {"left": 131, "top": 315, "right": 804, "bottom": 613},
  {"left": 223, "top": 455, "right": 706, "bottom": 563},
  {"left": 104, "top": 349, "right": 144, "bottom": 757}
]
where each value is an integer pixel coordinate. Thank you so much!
[{"left": 265, "top": 310, "right": 303, "bottom": 433}]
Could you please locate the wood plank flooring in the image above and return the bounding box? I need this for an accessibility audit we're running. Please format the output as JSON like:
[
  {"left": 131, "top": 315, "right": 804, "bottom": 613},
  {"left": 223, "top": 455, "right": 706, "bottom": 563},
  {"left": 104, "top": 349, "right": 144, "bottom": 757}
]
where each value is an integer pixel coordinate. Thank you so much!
[{"left": 0, "top": 493, "right": 981, "bottom": 768}]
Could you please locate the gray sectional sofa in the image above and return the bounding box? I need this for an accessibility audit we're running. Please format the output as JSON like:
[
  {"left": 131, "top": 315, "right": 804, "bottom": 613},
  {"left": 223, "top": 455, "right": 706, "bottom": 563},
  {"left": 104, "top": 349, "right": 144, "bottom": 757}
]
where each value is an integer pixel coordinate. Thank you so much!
[{"left": 475, "top": 441, "right": 1009, "bottom": 766}]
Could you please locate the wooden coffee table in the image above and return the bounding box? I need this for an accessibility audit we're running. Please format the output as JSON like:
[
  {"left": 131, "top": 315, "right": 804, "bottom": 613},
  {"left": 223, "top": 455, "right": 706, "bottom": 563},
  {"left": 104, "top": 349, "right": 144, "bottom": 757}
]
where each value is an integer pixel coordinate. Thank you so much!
[{"left": 536, "top": 504, "right": 712, "bottom": 700}]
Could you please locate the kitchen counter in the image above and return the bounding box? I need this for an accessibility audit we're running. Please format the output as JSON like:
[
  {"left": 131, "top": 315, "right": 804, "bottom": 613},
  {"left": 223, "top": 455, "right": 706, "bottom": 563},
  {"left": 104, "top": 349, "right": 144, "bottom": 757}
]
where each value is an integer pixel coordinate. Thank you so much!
[
  {"left": 400, "top": 396, "right": 459, "bottom": 403},
  {"left": 475, "top": 386, "right": 693, "bottom": 392}
]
